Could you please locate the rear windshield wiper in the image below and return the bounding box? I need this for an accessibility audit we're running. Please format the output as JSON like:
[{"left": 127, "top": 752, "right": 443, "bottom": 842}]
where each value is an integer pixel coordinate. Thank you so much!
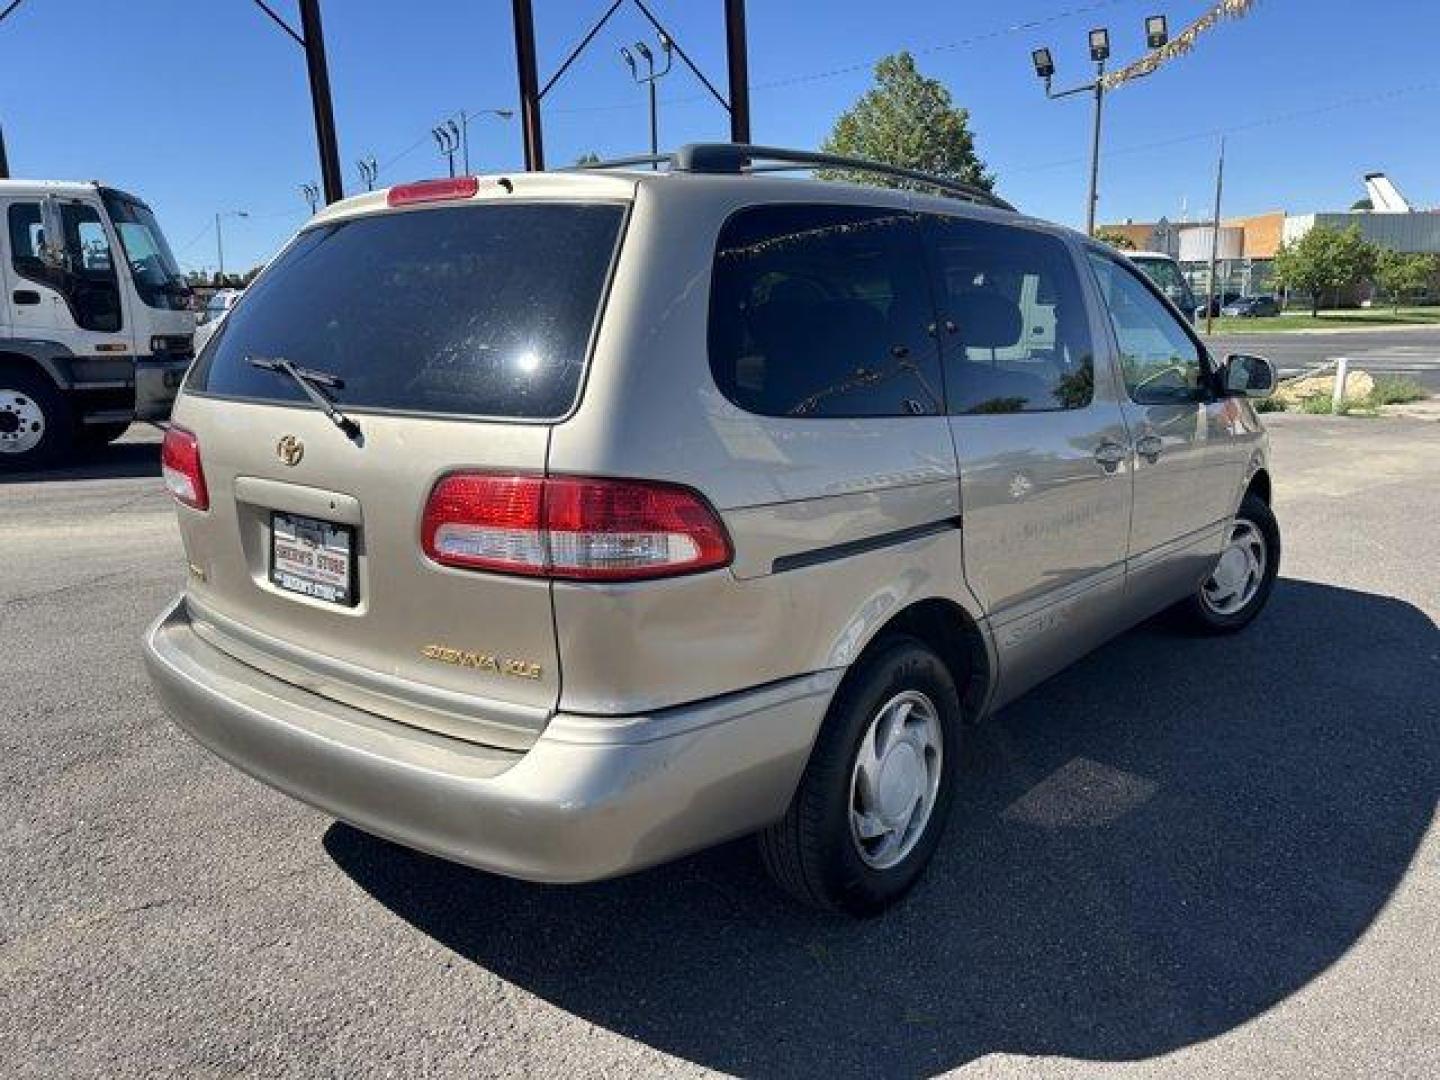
[{"left": 247, "top": 355, "right": 362, "bottom": 441}]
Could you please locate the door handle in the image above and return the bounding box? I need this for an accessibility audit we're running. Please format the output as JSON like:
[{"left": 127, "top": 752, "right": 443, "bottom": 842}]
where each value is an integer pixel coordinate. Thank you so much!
[
  {"left": 1094, "top": 441, "right": 1127, "bottom": 471},
  {"left": 1136, "top": 434, "right": 1164, "bottom": 461},
  {"left": 13, "top": 290, "right": 41, "bottom": 305}
]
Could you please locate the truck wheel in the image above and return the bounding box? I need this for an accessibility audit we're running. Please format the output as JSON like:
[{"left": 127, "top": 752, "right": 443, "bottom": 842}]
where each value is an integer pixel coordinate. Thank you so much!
[
  {"left": 76, "top": 421, "right": 132, "bottom": 449},
  {"left": 759, "top": 636, "right": 961, "bottom": 916},
  {"left": 1176, "top": 493, "right": 1281, "bottom": 633},
  {"left": 0, "top": 369, "right": 73, "bottom": 469}
]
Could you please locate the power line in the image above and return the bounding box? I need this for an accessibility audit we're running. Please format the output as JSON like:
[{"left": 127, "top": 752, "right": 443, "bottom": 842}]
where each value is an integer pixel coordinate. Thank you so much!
[{"left": 1010, "top": 78, "right": 1440, "bottom": 175}]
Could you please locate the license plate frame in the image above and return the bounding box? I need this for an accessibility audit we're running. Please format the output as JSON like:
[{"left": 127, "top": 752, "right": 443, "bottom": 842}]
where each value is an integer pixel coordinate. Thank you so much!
[{"left": 269, "top": 512, "right": 357, "bottom": 607}]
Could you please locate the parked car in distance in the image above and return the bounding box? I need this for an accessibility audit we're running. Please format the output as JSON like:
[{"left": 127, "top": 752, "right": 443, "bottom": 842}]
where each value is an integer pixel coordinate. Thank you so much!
[
  {"left": 1221, "top": 295, "right": 1280, "bottom": 318},
  {"left": 192, "top": 288, "right": 242, "bottom": 354},
  {"left": 1194, "top": 292, "right": 1243, "bottom": 319},
  {"left": 143, "top": 146, "right": 1281, "bottom": 916}
]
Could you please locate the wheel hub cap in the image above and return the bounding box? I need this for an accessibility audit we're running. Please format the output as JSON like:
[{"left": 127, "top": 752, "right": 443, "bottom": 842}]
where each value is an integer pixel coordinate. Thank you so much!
[
  {"left": 0, "top": 391, "right": 45, "bottom": 455},
  {"left": 1202, "top": 519, "right": 1266, "bottom": 616},
  {"left": 849, "top": 690, "right": 943, "bottom": 870}
]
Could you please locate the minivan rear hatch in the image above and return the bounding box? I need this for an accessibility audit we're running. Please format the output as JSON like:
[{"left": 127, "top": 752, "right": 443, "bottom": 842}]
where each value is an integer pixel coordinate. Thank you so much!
[{"left": 172, "top": 191, "right": 629, "bottom": 749}]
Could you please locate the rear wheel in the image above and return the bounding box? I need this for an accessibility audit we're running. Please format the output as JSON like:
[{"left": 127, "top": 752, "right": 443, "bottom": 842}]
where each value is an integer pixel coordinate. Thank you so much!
[
  {"left": 1176, "top": 493, "right": 1280, "bottom": 633},
  {"left": 0, "top": 369, "right": 73, "bottom": 469},
  {"left": 759, "top": 636, "right": 962, "bottom": 916}
]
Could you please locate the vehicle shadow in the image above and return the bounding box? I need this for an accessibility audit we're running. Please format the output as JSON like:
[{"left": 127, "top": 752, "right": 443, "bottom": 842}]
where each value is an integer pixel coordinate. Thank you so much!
[
  {"left": 0, "top": 435, "right": 160, "bottom": 484},
  {"left": 325, "top": 578, "right": 1438, "bottom": 1077}
]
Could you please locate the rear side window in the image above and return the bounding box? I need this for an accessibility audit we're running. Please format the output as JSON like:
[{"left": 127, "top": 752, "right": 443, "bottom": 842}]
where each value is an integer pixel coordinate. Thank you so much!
[
  {"left": 708, "top": 204, "right": 944, "bottom": 418},
  {"left": 925, "top": 215, "right": 1094, "bottom": 414},
  {"left": 189, "top": 203, "right": 625, "bottom": 419}
]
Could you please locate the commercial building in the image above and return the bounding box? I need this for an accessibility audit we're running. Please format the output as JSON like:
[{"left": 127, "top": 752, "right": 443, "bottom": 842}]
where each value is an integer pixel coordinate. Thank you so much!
[{"left": 1104, "top": 173, "right": 1440, "bottom": 304}]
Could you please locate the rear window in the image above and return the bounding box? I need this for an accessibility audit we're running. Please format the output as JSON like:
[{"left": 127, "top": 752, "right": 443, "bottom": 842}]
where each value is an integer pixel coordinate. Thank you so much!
[{"left": 189, "top": 202, "right": 625, "bottom": 419}]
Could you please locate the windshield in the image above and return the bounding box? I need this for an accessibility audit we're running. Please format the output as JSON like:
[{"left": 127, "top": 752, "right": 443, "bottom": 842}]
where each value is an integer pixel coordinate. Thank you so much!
[
  {"left": 188, "top": 202, "right": 626, "bottom": 419},
  {"left": 1130, "top": 256, "right": 1194, "bottom": 310},
  {"left": 100, "top": 189, "right": 191, "bottom": 310}
]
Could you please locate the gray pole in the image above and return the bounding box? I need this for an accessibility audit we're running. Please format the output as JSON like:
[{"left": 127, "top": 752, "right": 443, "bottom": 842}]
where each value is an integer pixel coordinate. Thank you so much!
[
  {"left": 1204, "top": 137, "right": 1226, "bottom": 336},
  {"left": 459, "top": 111, "right": 470, "bottom": 175},
  {"left": 648, "top": 80, "right": 658, "bottom": 167},
  {"left": 215, "top": 213, "right": 224, "bottom": 281},
  {"left": 1085, "top": 63, "right": 1105, "bottom": 236}
]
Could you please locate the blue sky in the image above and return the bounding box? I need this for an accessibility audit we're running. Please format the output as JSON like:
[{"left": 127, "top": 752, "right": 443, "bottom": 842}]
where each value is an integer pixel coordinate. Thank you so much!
[{"left": 3, "top": 0, "right": 1436, "bottom": 273}]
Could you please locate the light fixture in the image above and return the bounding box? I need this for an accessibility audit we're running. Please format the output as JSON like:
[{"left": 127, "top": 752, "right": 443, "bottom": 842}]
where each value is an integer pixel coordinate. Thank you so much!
[
  {"left": 1089, "top": 27, "right": 1110, "bottom": 62},
  {"left": 619, "top": 45, "right": 635, "bottom": 74},
  {"left": 634, "top": 40, "right": 654, "bottom": 64},
  {"left": 1031, "top": 47, "right": 1055, "bottom": 79},
  {"left": 1146, "top": 15, "right": 1169, "bottom": 49}
]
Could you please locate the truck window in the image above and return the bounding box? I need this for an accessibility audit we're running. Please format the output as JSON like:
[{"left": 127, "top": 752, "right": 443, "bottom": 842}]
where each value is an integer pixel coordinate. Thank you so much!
[
  {"left": 7, "top": 201, "right": 123, "bottom": 333},
  {"left": 99, "top": 190, "right": 192, "bottom": 312},
  {"left": 708, "top": 204, "right": 943, "bottom": 418}
]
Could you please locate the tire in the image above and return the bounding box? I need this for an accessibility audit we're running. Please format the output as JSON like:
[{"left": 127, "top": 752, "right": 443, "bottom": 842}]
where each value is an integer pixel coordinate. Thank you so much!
[
  {"left": 1176, "top": 493, "right": 1281, "bottom": 634},
  {"left": 759, "top": 636, "right": 962, "bottom": 916},
  {"left": 0, "top": 368, "right": 74, "bottom": 469},
  {"left": 76, "top": 421, "right": 132, "bottom": 448}
]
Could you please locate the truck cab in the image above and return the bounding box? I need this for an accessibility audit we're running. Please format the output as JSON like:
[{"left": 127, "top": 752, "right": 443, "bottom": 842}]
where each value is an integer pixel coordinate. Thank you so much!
[
  {"left": 1128, "top": 250, "right": 1197, "bottom": 323},
  {"left": 0, "top": 179, "right": 195, "bottom": 466}
]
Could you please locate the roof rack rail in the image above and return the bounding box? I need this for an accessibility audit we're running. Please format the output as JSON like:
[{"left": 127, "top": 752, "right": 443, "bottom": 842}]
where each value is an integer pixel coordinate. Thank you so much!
[{"left": 570, "top": 143, "right": 1016, "bottom": 212}]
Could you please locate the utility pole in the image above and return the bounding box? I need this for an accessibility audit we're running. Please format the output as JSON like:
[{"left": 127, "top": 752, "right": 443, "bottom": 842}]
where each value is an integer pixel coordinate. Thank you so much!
[
  {"left": 1204, "top": 137, "right": 1226, "bottom": 336},
  {"left": 724, "top": 0, "right": 750, "bottom": 143},
  {"left": 251, "top": 1, "right": 343, "bottom": 204},
  {"left": 0, "top": 0, "right": 28, "bottom": 178},
  {"left": 300, "top": 183, "right": 320, "bottom": 214},
  {"left": 444, "top": 109, "right": 513, "bottom": 176},
  {"left": 511, "top": 0, "right": 545, "bottom": 170},
  {"left": 432, "top": 123, "right": 460, "bottom": 178}
]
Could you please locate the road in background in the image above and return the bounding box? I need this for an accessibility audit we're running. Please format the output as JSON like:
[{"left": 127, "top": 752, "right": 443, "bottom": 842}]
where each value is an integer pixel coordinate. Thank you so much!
[
  {"left": 1204, "top": 326, "right": 1440, "bottom": 392},
  {"left": 2, "top": 419, "right": 1437, "bottom": 1078}
]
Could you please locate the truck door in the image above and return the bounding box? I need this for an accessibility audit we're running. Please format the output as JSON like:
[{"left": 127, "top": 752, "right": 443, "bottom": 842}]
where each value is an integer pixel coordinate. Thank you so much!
[{"left": 2, "top": 196, "right": 127, "bottom": 354}]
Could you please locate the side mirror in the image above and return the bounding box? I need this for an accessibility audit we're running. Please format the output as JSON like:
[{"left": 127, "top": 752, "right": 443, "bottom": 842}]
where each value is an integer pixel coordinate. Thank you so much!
[
  {"left": 38, "top": 196, "right": 67, "bottom": 271},
  {"left": 1224, "top": 353, "right": 1276, "bottom": 398}
]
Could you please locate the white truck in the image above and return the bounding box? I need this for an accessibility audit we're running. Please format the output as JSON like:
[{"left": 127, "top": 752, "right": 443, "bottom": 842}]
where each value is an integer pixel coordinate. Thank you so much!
[{"left": 1, "top": 180, "right": 196, "bottom": 466}]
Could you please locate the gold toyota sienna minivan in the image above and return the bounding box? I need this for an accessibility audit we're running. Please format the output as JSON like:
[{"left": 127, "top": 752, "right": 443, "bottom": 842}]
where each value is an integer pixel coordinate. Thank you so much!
[{"left": 144, "top": 145, "right": 1279, "bottom": 915}]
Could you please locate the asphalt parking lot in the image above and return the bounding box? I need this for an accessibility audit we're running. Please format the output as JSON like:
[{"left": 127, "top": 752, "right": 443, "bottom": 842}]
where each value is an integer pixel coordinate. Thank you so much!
[{"left": 2, "top": 416, "right": 1436, "bottom": 1079}]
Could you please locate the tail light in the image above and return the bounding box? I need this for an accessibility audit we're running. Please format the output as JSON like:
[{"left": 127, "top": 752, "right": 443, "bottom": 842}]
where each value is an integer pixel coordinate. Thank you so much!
[
  {"left": 161, "top": 426, "right": 208, "bottom": 510},
  {"left": 421, "top": 474, "right": 732, "bottom": 581}
]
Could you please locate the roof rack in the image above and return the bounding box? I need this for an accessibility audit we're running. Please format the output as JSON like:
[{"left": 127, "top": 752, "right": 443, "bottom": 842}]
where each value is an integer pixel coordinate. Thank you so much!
[{"left": 572, "top": 143, "right": 1015, "bottom": 212}]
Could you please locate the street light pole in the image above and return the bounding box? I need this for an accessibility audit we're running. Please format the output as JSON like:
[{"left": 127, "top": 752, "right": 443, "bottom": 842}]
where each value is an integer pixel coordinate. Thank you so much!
[
  {"left": 1032, "top": 16, "right": 1168, "bottom": 236},
  {"left": 620, "top": 36, "right": 673, "bottom": 167},
  {"left": 443, "top": 109, "right": 513, "bottom": 177},
  {"left": 1204, "top": 137, "right": 1226, "bottom": 336},
  {"left": 1086, "top": 63, "right": 1106, "bottom": 236},
  {"left": 215, "top": 211, "right": 249, "bottom": 282}
]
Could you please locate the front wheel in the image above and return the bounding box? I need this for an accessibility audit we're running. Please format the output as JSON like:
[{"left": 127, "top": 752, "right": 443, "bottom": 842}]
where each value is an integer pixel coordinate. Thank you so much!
[
  {"left": 1177, "top": 493, "right": 1280, "bottom": 633},
  {"left": 759, "top": 636, "right": 962, "bottom": 916},
  {"left": 0, "top": 370, "right": 74, "bottom": 469}
]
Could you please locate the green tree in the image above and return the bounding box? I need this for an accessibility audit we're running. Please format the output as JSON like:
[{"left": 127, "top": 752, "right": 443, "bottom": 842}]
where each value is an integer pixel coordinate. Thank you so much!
[
  {"left": 820, "top": 52, "right": 993, "bottom": 194},
  {"left": 1094, "top": 228, "right": 1137, "bottom": 251},
  {"left": 574, "top": 151, "right": 601, "bottom": 166},
  {"left": 1272, "top": 224, "right": 1377, "bottom": 316},
  {"left": 1373, "top": 249, "right": 1438, "bottom": 311}
]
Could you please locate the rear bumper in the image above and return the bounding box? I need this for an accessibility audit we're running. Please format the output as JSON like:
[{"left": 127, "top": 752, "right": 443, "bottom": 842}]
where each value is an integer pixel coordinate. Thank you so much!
[
  {"left": 133, "top": 356, "right": 192, "bottom": 420},
  {"left": 143, "top": 597, "right": 838, "bottom": 882}
]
